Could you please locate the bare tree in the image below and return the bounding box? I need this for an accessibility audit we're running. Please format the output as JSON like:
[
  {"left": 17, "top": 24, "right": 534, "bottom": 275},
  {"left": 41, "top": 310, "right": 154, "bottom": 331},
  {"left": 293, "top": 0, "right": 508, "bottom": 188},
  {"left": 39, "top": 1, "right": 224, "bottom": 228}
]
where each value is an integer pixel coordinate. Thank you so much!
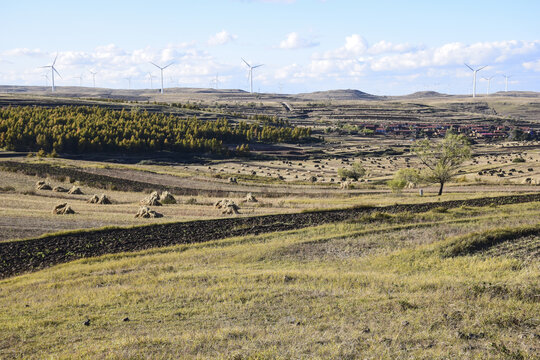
[{"left": 412, "top": 132, "right": 472, "bottom": 195}]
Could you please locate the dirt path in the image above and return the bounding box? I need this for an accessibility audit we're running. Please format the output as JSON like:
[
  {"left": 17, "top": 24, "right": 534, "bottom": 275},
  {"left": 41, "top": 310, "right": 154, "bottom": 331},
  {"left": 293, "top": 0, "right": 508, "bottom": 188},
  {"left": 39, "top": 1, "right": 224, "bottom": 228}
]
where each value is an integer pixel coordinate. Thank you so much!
[{"left": 1, "top": 192, "right": 540, "bottom": 279}]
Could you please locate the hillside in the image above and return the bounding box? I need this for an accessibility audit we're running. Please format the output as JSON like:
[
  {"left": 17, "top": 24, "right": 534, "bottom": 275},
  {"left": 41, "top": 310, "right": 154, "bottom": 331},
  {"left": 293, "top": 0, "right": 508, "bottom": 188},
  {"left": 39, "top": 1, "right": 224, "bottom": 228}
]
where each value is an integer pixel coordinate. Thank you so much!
[{"left": 0, "top": 200, "right": 538, "bottom": 358}]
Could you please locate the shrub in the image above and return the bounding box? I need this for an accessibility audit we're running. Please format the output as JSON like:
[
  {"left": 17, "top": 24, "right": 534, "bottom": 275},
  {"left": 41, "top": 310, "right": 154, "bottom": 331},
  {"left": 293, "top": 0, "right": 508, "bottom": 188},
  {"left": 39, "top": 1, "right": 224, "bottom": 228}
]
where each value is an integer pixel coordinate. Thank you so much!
[
  {"left": 337, "top": 161, "right": 366, "bottom": 181},
  {"left": 387, "top": 178, "right": 407, "bottom": 193},
  {"left": 512, "top": 157, "right": 526, "bottom": 163},
  {"left": 387, "top": 168, "right": 420, "bottom": 193}
]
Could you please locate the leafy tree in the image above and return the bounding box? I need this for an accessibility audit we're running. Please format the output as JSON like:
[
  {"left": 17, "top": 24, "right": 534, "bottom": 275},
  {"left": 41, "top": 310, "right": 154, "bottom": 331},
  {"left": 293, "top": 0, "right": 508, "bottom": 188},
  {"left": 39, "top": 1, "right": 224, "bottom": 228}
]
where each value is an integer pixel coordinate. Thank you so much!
[
  {"left": 337, "top": 161, "right": 366, "bottom": 181},
  {"left": 412, "top": 132, "right": 471, "bottom": 195}
]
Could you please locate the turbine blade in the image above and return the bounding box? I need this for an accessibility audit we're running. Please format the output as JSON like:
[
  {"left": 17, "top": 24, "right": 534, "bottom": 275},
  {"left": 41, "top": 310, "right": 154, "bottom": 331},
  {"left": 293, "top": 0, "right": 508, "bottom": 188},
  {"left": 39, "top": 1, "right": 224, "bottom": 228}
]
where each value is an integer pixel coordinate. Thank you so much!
[
  {"left": 52, "top": 53, "right": 58, "bottom": 66},
  {"left": 241, "top": 58, "right": 250, "bottom": 67},
  {"left": 253, "top": 64, "right": 264, "bottom": 69},
  {"left": 464, "top": 63, "right": 474, "bottom": 71},
  {"left": 477, "top": 65, "right": 487, "bottom": 71},
  {"left": 163, "top": 62, "right": 174, "bottom": 69},
  {"left": 53, "top": 67, "right": 62, "bottom": 79},
  {"left": 150, "top": 62, "right": 161, "bottom": 69}
]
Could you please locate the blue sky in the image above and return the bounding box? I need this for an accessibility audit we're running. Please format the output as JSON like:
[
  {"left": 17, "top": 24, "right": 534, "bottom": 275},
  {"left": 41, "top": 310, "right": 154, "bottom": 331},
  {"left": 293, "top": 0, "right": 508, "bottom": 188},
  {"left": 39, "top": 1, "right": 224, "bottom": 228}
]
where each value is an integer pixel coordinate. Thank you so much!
[{"left": 1, "top": 0, "right": 540, "bottom": 95}]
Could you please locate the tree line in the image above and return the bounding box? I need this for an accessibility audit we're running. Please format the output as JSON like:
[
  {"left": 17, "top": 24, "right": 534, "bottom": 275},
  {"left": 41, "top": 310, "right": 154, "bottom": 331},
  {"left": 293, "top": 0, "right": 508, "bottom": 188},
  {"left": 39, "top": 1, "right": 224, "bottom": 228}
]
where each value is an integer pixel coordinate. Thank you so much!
[{"left": 0, "top": 106, "right": 312, "bottom": 155}]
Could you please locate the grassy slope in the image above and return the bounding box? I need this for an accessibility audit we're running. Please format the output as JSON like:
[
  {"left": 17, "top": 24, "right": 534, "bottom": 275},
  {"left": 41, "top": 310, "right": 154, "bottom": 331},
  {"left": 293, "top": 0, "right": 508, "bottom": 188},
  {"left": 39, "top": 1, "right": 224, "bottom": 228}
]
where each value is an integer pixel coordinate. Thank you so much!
[{"left": 0, "top": 203, "right": 539, "bottom": 359}]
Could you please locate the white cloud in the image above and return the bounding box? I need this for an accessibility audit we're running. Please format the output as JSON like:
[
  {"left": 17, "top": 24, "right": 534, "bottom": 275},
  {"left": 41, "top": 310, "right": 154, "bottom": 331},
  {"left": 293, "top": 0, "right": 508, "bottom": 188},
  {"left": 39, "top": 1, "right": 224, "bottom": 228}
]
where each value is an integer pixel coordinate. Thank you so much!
[
  {"left": 208, "top": 30, "right": 237, "bottom": 46},
  {"left": 279, "top": 32, "right": 319, "bottom": 49},
  {"left": 2, "top": 48, "right": 46, "bottom": 57},
  {"left": 368, "top": 40, "right": 416, "bottom": 55},
  {"left": 523, "top": 59, "right": 540, "bottom": 71}
]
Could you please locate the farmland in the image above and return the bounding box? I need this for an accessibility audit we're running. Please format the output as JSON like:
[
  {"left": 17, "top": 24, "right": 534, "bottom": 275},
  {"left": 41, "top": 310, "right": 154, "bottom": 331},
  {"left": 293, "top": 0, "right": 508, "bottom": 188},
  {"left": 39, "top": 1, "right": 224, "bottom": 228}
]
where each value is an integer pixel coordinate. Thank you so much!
[{"left": 0, "top": 87, "right": 539, "bottom": 359}]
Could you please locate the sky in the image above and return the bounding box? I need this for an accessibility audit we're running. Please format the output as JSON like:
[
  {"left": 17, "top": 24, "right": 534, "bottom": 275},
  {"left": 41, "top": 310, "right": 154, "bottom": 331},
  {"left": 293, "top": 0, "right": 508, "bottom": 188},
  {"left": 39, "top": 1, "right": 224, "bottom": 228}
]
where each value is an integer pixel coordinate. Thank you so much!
[{"left": 1, "top": 0, "right": 540, "bottom": 95}]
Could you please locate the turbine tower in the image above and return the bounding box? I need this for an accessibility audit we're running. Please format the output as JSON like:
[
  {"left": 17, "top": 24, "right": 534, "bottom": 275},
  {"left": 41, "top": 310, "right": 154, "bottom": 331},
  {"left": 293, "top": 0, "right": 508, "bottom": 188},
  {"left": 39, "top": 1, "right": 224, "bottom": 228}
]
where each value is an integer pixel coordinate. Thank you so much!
[
  {"left": 41, "top": 54, "right": 61, "bottom": 92},
  {"left": 73, "top": 74, "right": 83, "bottom": 86},
  {"left": 503, "top": 74, "right": 512, "bottom": 92},
  {"left": 213, "top": 73, "right": 219, "bottom": 89},
  {"left": 242, "top": 58, "right": 263, "bottom": 94},
  {"left": 125, "top": 77, "right": 132, "bottom": 89},
  {"left": 482, "top": 76, "right": 495, "bottom": 95},
  {"left": 42, "top": 74, "right": 49, "bottom": 87},
  {"left": 464, "top": 63, "right": 487, "bottom": 98},
  {"left": 147, "top": 72, "right": 155, "bottom": 89},
  {"left": 89, "top": 70, "right": 97, "bottom": 88},
  {"left": 150, "top": 62, "right": 173, "bottom": 94}
]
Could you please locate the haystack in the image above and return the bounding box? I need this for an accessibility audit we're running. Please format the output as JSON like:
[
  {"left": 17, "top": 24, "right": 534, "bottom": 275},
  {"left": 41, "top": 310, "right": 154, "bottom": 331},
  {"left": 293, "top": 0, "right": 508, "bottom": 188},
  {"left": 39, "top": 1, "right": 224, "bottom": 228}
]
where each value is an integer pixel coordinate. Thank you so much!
[
  {"left": 98, "top": 194, "right": 112, "bottom": 204},
  {"left": 68, "top": 186, "right": 83, "bottom": 195},
  {"left": 244, "top": 193, "right": 258, "bottom": 202},
  {"left": 89, "top": 194, "right": 112, "bottom": 204},
  {"left": 159, "top": 191, "right": 176, "bottom": 204},
  {"left": 88, "top": 194, "right": 100, "bottom": 204},
  {"left": 36, "top": 181, "right": 52, "bottom": 190},
  {"left": 340, "top": 180, "right": 352, "bottom": 189},
  {"left": 53, "top": 203, "right": 75, "bottom": 215},
  {"left": 141, "top": 191, "right": 162, "bottom": 206},
  {"left": 53, "top": 186, "right": 69, "bottom": 192},
  {"left": 214, "top": 198, "right": 240, "bottom": 214},
  {"left": 135, "top": 206, "right": 163, "bottom": 218}
]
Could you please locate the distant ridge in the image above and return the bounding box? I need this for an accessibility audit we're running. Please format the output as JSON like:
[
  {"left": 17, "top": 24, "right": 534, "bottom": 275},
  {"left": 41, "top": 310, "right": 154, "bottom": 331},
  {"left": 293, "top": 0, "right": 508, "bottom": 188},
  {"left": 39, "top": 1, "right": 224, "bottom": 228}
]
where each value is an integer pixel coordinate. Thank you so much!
[
  {"left": 295, "top": 89, "right": 382, "bottom": 101},
  {"left": 397, "top": 91, "right": 449, "bottom": 99}
]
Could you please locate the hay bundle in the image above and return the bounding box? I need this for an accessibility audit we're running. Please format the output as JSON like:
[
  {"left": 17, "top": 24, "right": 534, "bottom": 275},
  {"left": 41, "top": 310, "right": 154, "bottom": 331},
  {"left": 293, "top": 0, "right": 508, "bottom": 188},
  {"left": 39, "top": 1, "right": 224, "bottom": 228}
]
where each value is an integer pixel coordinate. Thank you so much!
[
  {"left": 53, "top": 186, "right": 69, "bottom": 193},
  {"left": 36, "top": 181, "right": 52, "bottom": 190},
  {"left": 141, "top": 191, "right": 162, "bottom": 206},
  {"left": 89, "top": 194, "right": 112, "bottom": 204},
  {"left": 214, "top": 198, "right": 240, "bottom": 214},
  {"left": 340, "top": 180, "right": 352, "bottom": 189},
  {"left": 228, "top": 177, "right": 237, "bottom": 184},
  {"left": 88, "top": 194, "right": 100, "bottom": 203},
  {"left": 98, "top": 194, "right": 112, "bottom": 204},
  {"left": 244, "top": 193, "right": 258, "bottom": 203},
  {"left": 135, "top": 206, "right": 163, "bottom": 218},
  {"left": 67, "top": 186, "right": 83, "bottom": 195},
  {"left": 53, "top": 203, "right": 75, "bottom": 215},
  {"left": 159, "top": 191, "right": 176, "bottom": 204}
]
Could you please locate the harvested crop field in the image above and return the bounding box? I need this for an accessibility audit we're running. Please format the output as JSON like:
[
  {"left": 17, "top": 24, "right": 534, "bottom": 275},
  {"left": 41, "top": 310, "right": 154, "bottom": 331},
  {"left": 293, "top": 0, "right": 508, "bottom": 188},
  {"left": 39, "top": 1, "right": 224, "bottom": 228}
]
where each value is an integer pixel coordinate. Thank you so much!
[{"left": 2, "top": 192, "right": 540, "bottom": 279}]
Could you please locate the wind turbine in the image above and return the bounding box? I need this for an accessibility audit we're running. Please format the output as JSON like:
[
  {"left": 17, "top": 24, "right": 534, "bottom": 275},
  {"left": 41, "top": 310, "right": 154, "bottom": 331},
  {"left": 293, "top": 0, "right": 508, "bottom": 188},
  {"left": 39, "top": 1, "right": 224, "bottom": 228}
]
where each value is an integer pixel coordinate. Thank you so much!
[
  {"left": 147, "top": 72, "right": 155, "bottom": 89},
  {"left": 41, "top": 54, "right": 61, "bottom": 92},
  {"left": 150, "top": 62, "right": 173, "bottom": 94},
  {"left": 242, "top": 58, "right": 263, "bottom": 94},
  {"left": 42, "top": 74, "right": 49, "bottom": 87},
  {"left": 213, "top": 73, "right": 219, "bottom": 90},
  {"left": 503, "top": 74, "right": 512, "bottom": 92},
  {"left": 73, "top": 74, "right": 83, "bottom": 86},
  {"left": 482, "top": 76, "right": 495, "bottom": 95},
  {"left": 464, "top": 63, "right": 487, "bottom": 98},
  {"left": 89, "top": 70, "right": 97, "bottom": 88}
]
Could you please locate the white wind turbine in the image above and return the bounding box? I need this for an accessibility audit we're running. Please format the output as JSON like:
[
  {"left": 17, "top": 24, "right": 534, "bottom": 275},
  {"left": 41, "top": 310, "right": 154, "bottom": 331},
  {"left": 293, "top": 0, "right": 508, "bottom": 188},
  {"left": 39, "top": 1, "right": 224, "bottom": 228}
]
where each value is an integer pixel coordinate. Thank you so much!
[
  {"left": 503, "top": 74, "right": 512, "bottom": 92},
  {"left": 89, "top": 70, "right": 97, "bottom": 88},
  {"left": 242, "top": 58, "right": 263, "bottom": 94},
  {"left": 212, "top": 73, "right": 219, "bottom": 90},
  {"left": 41, "top": 54, "right": 61, "bottom": 92},
  {"left": 150, "top": 62, "right": 173, "bottom": 94},
  {"left": 464, "top": 63, "right": 487, "bottom": 98},
  {"left": 482, "top": 76, "right": 495, "bottom": 95},
  {"left": 147, "top": 72, "right": 155, "bottom": 89},
  {"left": 73, "top": 74, "right": 83, "bottom": 86},
  {"left": 42, "top": 74, "right": 49, "bottom": 87}
]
